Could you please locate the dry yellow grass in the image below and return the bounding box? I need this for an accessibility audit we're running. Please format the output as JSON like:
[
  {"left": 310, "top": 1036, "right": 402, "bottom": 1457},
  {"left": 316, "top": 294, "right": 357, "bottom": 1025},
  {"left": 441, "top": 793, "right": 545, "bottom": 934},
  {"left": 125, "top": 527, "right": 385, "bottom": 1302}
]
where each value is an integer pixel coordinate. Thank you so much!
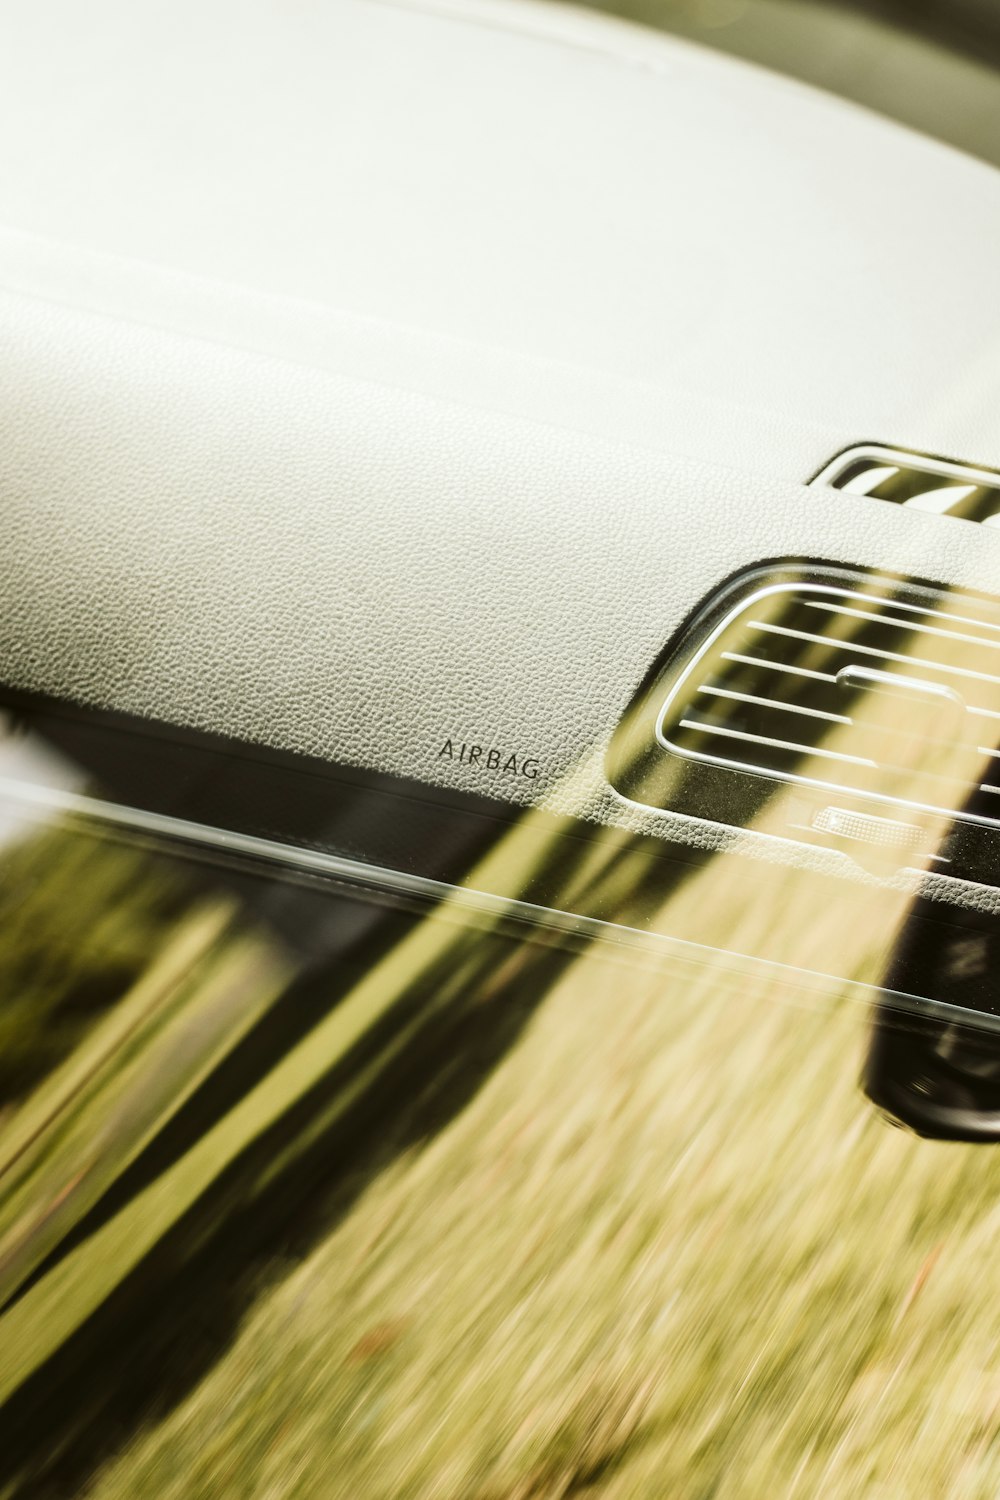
[
  {"left": 61, "top": 837, "right": 1000, "bottom": 1500},
  {"left": 3, "top": 691, "right": 998, "bottom": 1498}
]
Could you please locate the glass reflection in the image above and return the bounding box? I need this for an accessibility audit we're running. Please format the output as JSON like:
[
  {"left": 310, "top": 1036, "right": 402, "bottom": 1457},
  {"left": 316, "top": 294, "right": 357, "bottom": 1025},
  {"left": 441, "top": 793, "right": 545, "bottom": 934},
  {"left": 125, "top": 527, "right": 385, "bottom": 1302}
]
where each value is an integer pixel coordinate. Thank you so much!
[{"left": 3, "top": 573, "right": 1000, "bottom": 1498}]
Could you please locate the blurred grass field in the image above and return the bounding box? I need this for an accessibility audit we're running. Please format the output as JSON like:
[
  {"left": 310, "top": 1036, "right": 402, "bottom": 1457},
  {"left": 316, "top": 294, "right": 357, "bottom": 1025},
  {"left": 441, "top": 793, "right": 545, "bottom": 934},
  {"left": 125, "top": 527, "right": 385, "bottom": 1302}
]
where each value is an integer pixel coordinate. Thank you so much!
[
  {"left": 4, "top": 796, "right": 1000, "bottom": 1499},
  {"left": 3, "top": 2, "right": 1000, "bottom": 1491}
]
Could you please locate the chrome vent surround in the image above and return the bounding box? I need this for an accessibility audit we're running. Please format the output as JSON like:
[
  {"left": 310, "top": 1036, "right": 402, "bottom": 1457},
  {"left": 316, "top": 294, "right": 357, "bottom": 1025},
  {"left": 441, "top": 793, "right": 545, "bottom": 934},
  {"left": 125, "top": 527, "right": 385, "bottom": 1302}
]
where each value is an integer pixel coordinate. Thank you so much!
[
  {"left": 657, "top": 578, "right": 1000, "bottom": 825},
  {"left": 608, "top": 564, "right": 1000, "bottom": 883},
  {"left": 815, "top": 445, "right": 1000, "bottom": 527}
]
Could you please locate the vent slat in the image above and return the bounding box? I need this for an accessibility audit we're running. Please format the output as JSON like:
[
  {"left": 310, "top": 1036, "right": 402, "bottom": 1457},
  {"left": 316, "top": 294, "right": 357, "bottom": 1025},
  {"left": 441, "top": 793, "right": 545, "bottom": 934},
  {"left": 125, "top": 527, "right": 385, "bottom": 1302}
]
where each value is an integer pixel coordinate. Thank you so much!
[
  {"left": 675, "top": 714, "right": 1000, "bottom": 799},
  {"left": 720, "top": 651, "right": 837, "bottom": 684},
  {"left": 692, "top": 696, "right": 959, "bottom": 756},
  {"left": 684, "top": 708, "right": 982, "bottom": 775},
  {"left": 691, "top": 695, "right": 979, "bottom": 759},
  {"left": 850, "top": 593, "right": 1000, "bottom": 638},
  {"left": 658, "top": 578, "right": 1000, "bottom": 826},
  {"left": 675, "top": 718, "right": 876, "bottom": 767},
  {"left": 719, "top": 648, "right": 1000, "bottom": 722},
  {"left": 803, "top": 599, "right": 1000, "bottom": 655},
  {"left": 695, "top": 685, "right": 851, "bottom": 725},
  {"left": 749, "top": 620, "right": 1000, "bottom": 691}
]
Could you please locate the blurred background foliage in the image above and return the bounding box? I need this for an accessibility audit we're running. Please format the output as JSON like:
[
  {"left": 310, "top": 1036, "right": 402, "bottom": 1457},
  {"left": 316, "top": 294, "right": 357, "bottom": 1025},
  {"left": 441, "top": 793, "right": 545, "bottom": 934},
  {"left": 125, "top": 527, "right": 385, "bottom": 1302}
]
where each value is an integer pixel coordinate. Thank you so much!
[
  {"left": 572, "top": 0, "right": 1000, "bottom": 166},
  {"left": 0, "top": 829, "right": 191, "bottom": 1110}
]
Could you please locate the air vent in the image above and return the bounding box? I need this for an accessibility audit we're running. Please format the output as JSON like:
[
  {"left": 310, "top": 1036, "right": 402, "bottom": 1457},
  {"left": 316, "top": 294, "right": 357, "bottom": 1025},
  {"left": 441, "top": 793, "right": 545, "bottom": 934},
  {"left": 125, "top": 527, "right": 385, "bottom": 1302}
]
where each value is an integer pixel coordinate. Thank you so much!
[
  {"left": 659, "top": 577, "right": 1000, "bottom": 821},
  {"left": 815, "top": 445, "right": 1000, "bottom": 526},
  {"left": 608, "top": 564, "right": 1000, "bottom": 883}
]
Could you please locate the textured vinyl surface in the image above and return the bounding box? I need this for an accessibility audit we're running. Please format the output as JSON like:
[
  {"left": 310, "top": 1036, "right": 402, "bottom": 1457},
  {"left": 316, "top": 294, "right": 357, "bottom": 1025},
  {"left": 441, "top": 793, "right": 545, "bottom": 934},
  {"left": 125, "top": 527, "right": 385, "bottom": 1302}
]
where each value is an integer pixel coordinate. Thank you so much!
[
  {"left": 4, "top": 290, "right": 1000, "bottom": 881},
  {"left": 1, "top": 0, "right": 1000, "bottom": 899},
  {"left": 0, "top": 0, "right": 999, "bottom": 476}
]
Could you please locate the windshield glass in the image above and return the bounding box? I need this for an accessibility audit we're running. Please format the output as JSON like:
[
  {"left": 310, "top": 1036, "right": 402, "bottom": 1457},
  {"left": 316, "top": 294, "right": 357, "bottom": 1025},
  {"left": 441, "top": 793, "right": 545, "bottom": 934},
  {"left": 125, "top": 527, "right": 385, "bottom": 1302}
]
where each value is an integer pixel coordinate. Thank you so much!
[
  {"left": 580, "top": 0, "right": 1000, "bottom": 166},
  {"left": 4, "top": 666, "right": 1000, "bottom": 1495},
  {"left": 3, "top": 2, "right": 1000, "bottom": 1495}
]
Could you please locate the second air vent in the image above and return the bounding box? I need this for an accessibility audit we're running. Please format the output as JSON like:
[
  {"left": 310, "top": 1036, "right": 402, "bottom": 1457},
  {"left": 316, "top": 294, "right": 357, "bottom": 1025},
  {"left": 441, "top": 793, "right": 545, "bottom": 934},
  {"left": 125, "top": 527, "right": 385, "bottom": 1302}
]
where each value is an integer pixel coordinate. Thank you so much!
[{"left": 815, "top": 445, "right": 1000, "bottom": 526}]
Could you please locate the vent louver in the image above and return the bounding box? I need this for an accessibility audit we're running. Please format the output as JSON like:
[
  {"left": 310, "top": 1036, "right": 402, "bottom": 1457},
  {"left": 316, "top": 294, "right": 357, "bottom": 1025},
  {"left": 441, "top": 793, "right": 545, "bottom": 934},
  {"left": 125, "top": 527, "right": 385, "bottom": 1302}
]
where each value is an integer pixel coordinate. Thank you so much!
[
  {"left": 658, "top": 579, "right": 1000, "bottom": 822},
  {"left": 814, "top": 445, "right": 1000, "bottom": 527},
  {"left": 608, "top": 565, "right": 1000, "bottom": 882}
]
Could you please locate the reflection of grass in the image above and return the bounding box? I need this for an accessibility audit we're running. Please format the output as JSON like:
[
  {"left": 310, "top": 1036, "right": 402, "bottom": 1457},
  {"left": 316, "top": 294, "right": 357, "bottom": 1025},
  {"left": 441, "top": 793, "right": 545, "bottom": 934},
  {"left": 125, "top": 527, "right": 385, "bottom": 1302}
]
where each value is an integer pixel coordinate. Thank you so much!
[
  {"left": 0, "top": 898, "right": 289, "bottom": 1337},
  {"left": 9, "top": 832, "right": 993, "bottom": 1498},
  {"left": 0, "top": 826, "right": 192, "bottom": 1107},
  {"left": 77, "top": 881, "right": 1000, "bottom": 1500},
  {"left": 0, "top": 804, "right": 652, "bottom": 1413},
  {"left": 5, "top": 797, "right": 1000, "bottom": 1498}
]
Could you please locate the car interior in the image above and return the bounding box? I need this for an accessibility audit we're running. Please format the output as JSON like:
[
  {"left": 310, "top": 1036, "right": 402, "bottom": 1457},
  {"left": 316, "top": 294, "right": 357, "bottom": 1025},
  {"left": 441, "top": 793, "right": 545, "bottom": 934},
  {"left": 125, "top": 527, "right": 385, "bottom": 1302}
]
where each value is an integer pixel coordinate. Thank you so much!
[{"left": 2, "top": 1, "right": 1000, "bottom": 1495}]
